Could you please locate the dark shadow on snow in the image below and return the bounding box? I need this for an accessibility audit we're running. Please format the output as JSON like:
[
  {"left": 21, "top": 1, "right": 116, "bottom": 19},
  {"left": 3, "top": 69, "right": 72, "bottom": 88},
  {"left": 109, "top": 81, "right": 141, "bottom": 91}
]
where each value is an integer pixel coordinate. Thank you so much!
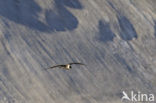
[
  {"left": 106, "top": 1, "right": 138, "bottom": 41},
  {"left": 45, "top": 0, "right": 83, "bottom": 31},
  {"left": 0, "top": 0, "right": 48, "bottom": 32},
  {"left": 118, "top": 16, "right": 138, "bottom": 40},
  {"left": 154, "top": 21, "right": 156, "bottom": 37},
  {"left": 96, "top": 20, "right": 116, "bottom": 42},
  {"left": 0, "top": 0, "right": 83, "bottom": 32}
]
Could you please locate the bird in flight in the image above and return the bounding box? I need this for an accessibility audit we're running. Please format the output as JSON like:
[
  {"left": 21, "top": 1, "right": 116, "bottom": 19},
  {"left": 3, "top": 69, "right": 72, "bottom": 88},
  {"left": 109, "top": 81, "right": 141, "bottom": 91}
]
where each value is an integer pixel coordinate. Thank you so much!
[{"left": 45, "top": 63, "right": 85, "bottom": 70}]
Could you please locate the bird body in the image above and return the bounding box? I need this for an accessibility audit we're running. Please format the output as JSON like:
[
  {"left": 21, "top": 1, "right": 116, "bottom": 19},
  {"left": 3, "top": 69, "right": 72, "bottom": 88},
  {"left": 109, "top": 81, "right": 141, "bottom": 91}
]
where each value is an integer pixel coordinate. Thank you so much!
[
  {"left": 66, "top": 64, "right": 71, "bottom": 69},
  {"left": 45, "top": 63, "right": 85, "bottom": 70}
]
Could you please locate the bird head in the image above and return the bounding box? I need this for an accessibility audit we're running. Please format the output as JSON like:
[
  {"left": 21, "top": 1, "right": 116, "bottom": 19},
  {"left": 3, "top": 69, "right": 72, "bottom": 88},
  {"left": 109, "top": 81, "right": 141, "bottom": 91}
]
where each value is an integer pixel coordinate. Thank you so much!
[{"left": 69, "top": 65, "right": 72, "bottom": 68}]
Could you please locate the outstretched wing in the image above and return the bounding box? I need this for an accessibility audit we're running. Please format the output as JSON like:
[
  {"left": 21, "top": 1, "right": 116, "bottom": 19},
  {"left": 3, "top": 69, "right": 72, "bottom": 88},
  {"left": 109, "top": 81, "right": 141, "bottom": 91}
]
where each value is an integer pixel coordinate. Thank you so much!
[
  {"left": 45, "top": 65, "right": 65, "bottom": 70},
  {"left": 69, "top": 63, "right": 85, "bottom": 65}
]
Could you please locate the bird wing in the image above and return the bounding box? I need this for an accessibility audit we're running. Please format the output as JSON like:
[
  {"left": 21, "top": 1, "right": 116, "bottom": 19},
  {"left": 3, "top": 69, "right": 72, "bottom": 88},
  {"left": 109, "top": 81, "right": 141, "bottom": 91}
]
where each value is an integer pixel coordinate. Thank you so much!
[
  {"left": 45, "top": 65, "right": 65, "bottom": 70},
  {"left": 69, "top": 63, "right": 85, "bottom": 65}
]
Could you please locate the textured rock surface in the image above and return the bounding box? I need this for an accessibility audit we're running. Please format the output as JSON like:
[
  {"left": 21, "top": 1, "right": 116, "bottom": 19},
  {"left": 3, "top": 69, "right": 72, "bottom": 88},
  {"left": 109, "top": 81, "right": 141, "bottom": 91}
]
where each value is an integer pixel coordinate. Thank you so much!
[{"left": 0, "top": 0, "right": 156, "bottom": 103}]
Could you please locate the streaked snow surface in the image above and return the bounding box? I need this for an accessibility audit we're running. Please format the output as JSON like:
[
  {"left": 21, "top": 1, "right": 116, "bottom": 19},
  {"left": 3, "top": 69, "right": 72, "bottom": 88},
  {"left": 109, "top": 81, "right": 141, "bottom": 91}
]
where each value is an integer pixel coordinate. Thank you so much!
[{"left": 0, "top": 0, "right": 156, "bottom": 103}]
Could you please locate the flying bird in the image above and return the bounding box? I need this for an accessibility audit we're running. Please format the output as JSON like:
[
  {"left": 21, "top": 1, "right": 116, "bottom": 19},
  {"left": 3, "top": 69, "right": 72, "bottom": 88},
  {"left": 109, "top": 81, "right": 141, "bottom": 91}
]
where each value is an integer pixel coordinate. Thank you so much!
[{"left": 45, "top": 63, "right": 85, "bottom": 70}]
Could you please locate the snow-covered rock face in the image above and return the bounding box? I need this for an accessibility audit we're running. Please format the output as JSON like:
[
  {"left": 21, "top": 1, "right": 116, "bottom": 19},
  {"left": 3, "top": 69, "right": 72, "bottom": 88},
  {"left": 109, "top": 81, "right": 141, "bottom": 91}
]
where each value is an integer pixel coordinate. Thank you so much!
[
  {"left": 0, "top": 0, "right": 156, "bottom": 103},
  {"left": 0, "top": 0, "right": 83, "bottom": 32}
]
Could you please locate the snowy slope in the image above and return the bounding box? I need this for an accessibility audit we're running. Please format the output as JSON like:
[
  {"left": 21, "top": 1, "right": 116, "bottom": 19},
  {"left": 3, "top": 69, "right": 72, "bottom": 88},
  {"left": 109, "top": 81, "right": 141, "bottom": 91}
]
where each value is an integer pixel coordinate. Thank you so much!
[{"left": 0, "top": 0, "right": 156, "bottom": 103}]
